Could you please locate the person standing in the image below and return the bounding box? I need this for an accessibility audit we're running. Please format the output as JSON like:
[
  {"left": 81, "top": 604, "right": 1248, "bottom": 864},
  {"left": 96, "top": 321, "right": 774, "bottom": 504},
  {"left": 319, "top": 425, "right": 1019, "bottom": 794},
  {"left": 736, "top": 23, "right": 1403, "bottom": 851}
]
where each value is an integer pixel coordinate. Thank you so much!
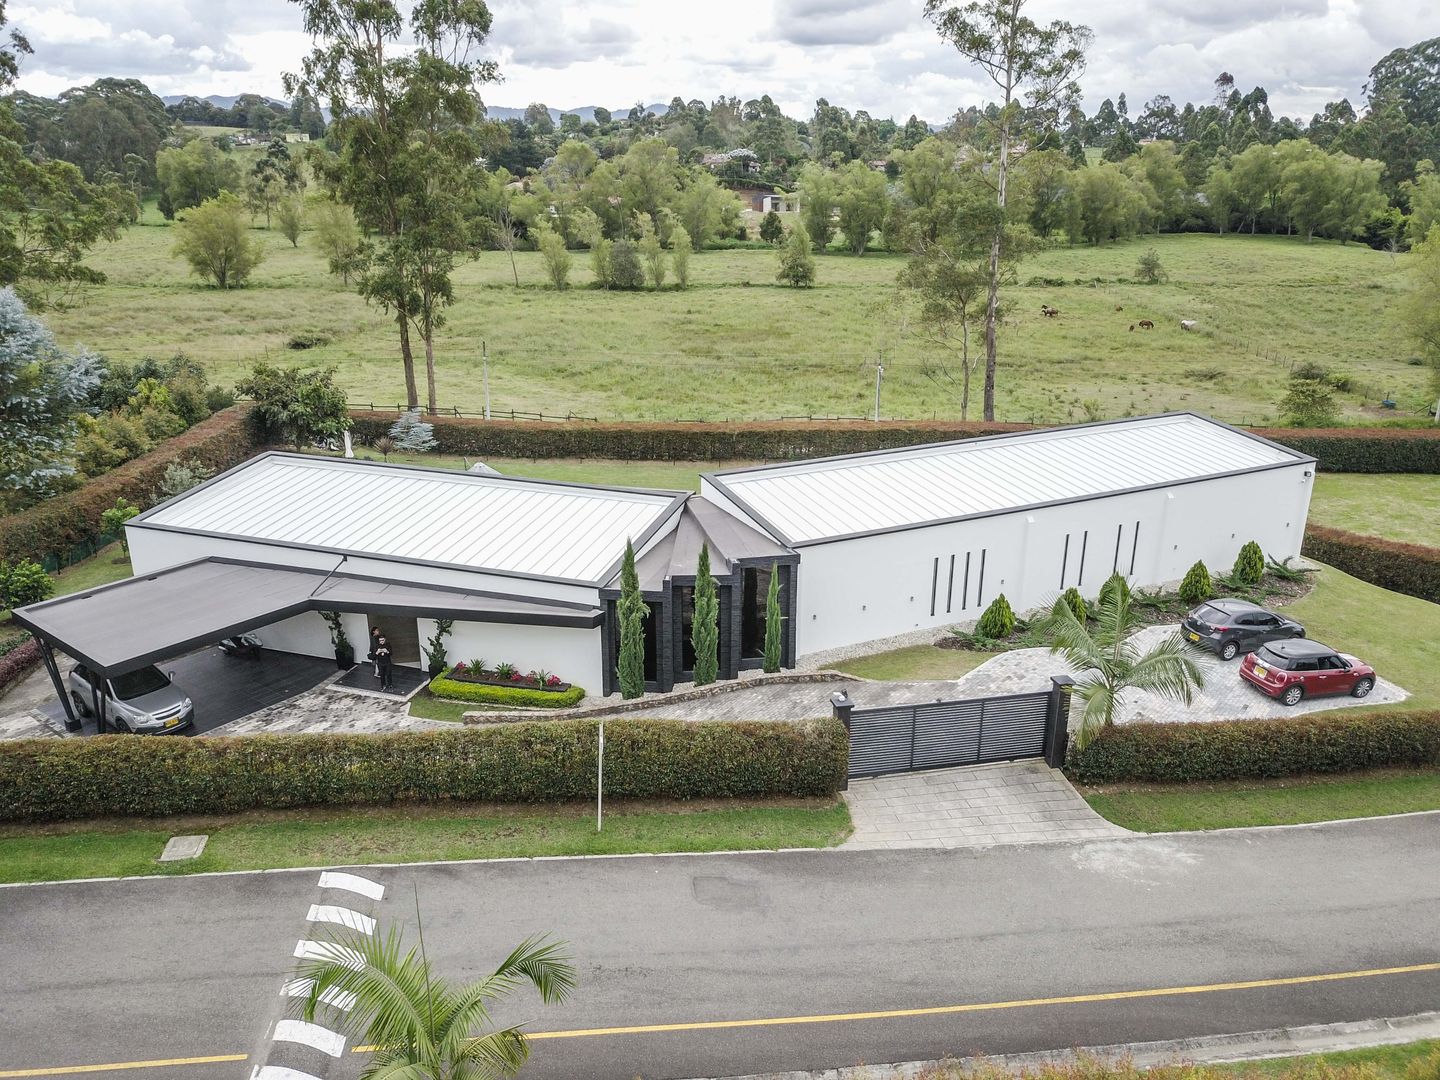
[
  {"left": 375, "top": 635, "right": 394, "bottom": 693},
  {"left": 369, "top": 626, "right": 381, "bottom": 676}
]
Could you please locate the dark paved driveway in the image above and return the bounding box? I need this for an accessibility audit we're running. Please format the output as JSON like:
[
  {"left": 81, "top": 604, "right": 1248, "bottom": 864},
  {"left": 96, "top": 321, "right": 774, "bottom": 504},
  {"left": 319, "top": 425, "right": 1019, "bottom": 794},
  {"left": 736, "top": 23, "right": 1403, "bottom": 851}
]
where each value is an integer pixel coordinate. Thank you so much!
[{"left": 39, "top": 647, "right": 336, "bottom": 735}]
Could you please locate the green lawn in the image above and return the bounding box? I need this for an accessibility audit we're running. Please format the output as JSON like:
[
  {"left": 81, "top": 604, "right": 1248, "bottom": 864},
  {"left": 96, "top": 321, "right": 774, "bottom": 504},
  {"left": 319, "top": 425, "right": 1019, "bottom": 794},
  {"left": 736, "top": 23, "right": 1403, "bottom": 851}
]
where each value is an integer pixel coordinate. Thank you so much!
[
  {"left": 1085, "top": 771, "right": 1440, "bottom": 832},
  {"left": 0, "top": 800, "right": 852, "bottom": 884},
  {"left": 1214, "top": 1039, "right": 1440, "bottom": 1079},
  {"left": 833, "top": 643, "right": 1000, "bottom": 681},
  {"left": 43, "top": 229, "right": 1432, "bottom": 424},
  {"left": 1281, "top": 561, "right": 1440, "bottom": 707},
  {"left": 1309, "top": 473, "right": 1440, "bottom": 546}
]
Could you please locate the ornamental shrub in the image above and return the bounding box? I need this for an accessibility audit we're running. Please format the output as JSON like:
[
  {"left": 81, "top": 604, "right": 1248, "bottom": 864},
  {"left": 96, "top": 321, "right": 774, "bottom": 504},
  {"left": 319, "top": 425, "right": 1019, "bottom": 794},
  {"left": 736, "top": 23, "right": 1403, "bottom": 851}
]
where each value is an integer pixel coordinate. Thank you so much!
[
  {"left": 0, "top": 716, "right": 850, "bottom": 822},
  {"left": 617, "top": 540, "right": 647, "bottom": 697},
  {"left": 692, "top": 544, "right": 719, "bottom": 686},
  {"left": 1177, "top": 561, "right": 1212, "bottom": 605},
  {"left": 1060, "top": 586, "right": 1088, "bottom": 623},
  {"left": 428, "top": 670, "right": 585, "bottom": 708},
  {"left": 0, "top": 559, "right": 54, "bottom": 610},
  {"left": 975, "top": 593, "right": 1015, "bottom": 639},
  {"left": 608, "top": 239, "right": 645, "bottom": 289},
  {"left": 1066, "top": 711, "right": 1440, "bottom": 784},
  {"left": 1231, "top": 540, "right": 1264, "bottom": 586},
  {"left": 763, "top": 562, "right": 784, "bottom": 673},
  {"left": 0, "top": 637, "right": 41, "bottom": 692}
]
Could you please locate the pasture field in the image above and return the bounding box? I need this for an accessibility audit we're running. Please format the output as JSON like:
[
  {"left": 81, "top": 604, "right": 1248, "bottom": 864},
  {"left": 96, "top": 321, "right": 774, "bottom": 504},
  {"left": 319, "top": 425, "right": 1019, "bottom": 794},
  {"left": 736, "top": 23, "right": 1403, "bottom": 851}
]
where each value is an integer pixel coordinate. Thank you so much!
[
  {"left": 1308, "top": 473, "right": 1440, "bottom": 545},
  {"left": 45, "top": 224, "right": 1431, "bottom": 424}
]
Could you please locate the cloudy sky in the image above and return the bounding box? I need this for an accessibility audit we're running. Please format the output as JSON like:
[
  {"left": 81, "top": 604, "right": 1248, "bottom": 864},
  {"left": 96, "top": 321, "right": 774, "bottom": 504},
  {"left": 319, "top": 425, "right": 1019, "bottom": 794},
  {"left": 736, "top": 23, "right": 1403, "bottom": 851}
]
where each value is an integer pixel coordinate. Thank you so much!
[{"left": 10, "top": 0, "right": 1440, "bottom": 123}]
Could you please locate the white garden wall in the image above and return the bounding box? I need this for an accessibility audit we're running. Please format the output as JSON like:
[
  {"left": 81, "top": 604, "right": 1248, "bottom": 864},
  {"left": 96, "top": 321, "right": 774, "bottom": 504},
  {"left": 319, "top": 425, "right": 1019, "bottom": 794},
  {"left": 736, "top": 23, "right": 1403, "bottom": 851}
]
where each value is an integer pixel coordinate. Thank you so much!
[{"left": 427, "top": 619, "right": 605, "bottom": 694}]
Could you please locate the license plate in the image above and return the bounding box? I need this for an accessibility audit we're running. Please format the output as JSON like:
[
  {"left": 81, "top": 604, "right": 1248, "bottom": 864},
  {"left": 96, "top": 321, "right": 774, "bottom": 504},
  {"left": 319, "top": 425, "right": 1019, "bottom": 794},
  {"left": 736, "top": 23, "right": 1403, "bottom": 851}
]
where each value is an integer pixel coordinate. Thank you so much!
[
  {"left": 164, "top": 717, "right": 179, "bottom": 728},
  {"left": 1253, "top": 665, "right": 1268, "bottom": 677},
  {"left": 1187, "top": 631, "right": 1200, "bottom": 642}
]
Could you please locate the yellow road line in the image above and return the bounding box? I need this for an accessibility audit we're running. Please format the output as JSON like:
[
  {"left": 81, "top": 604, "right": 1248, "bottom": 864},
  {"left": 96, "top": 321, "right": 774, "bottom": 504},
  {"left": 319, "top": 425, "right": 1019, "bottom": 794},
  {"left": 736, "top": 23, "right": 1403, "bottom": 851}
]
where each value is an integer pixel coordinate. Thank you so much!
[
  {"left": 513, "top": 960, "right": 1440, "bottom": 1042},
  {"left": 0, "top": 1055, "right": 248, "bottom": 1077}
]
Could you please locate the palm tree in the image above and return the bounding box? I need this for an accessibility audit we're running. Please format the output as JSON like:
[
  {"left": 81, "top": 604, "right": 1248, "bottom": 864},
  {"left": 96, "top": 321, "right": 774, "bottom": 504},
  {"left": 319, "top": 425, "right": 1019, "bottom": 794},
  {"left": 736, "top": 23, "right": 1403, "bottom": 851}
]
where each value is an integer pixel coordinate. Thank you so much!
[
  {"left": 294, "top": 917, "right": 575, "bottom": 1079},
  {"left": 1040, "top": 573, "right": 1206, "bottom": 749}
]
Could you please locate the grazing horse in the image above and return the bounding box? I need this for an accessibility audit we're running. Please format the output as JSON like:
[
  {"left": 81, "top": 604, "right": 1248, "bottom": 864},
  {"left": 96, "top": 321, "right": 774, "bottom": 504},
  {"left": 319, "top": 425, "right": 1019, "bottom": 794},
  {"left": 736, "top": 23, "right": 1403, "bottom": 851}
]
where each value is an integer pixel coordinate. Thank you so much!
[
  {"left": 1041, "top": 305, "right": 1060, "bottom": 317},
  {"left": 1115, "top": 304, "right": 1124, "bottom": 311},
  {"left": 1180, "top": 319, "right": 1198, "bottom": 331},
  {"left": 1137, "top": 319, "right": 1155, "bottom": 330},
  {"left": 1129, "top": 324, "right": 1135, "bottom": 331}
]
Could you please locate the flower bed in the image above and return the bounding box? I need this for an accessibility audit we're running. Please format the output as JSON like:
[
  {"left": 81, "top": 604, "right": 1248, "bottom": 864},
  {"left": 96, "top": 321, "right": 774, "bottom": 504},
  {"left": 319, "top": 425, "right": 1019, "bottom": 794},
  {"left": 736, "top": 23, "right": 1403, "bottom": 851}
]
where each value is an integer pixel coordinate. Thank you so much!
[
  {"left": 429, "top": 667, "right": 585, "bottom": 709},
  {"left": 446, "top": 661, "right": 571, "bottom": 693}
]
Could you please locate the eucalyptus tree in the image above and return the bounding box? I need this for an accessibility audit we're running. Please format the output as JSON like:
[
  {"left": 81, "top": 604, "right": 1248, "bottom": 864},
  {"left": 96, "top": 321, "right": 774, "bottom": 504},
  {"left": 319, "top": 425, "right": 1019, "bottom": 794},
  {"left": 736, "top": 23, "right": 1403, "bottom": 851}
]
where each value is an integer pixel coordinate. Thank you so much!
[
  {"left": 286, "top": 0, "right": 499, "bottom": 413},
  {"left": 924, "top": 0, "right": 1091, "bottom": 420}
]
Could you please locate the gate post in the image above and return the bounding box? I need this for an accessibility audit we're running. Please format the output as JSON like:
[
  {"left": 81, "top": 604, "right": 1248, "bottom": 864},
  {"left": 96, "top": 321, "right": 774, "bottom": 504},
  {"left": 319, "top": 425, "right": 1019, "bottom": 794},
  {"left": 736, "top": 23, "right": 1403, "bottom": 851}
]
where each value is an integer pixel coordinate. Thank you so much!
[
  {"left": 830, "top": 691, "right": 852, "bottom": 791},
  {"left": 1044, "top": 676, "right": 1076, "bottom": 768}
]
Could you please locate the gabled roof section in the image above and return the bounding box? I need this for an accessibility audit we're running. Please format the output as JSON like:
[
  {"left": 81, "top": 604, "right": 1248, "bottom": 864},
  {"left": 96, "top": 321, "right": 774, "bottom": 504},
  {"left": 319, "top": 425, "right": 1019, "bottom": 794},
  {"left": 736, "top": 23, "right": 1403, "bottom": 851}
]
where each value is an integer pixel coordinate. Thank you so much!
[
  {"left": 613, "top": 497, "right": 794, "bottom": 592},
  {"left": 704, "top": 413, "right": 1311, "bottom": 547},
  {"left": 133, "top": 454, "right": 688, "bottom": 585}
]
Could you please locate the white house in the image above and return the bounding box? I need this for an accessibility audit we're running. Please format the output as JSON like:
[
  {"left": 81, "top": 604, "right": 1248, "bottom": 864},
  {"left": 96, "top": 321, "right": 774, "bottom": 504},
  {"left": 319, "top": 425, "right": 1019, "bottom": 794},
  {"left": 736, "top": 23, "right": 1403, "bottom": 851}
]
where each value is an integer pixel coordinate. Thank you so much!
[{"left": 14, "top": 413, "right": 1314, "bottom": 702}]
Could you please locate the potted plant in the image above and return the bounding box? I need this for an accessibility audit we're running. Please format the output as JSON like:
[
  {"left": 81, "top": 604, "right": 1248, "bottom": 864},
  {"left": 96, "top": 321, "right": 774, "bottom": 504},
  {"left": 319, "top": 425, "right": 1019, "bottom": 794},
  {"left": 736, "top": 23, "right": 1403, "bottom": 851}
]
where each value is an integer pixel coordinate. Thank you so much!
[
  {"left": 424, "top": 618, "right": 454, "bottom": 677},
  {"left": 320, "top": 611, "right": 353, "bottom": 669}
]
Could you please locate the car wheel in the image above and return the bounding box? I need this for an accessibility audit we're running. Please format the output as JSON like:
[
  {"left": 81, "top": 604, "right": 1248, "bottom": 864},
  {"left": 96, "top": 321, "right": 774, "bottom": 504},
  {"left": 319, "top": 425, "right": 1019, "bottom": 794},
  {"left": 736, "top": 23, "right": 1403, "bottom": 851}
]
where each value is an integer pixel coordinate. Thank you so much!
[
  {"left": 1352, "top": 677, "right": 1374, "bottom": 699},
  {"left": 1281, "top": 685, "right": 1304, "bottom": 707},
  {"left": 1220, "top": 641, "right": 1239, "bottom": 661},
  {"left": 70, "top": 692, "right": 90, "bottom": 718}
]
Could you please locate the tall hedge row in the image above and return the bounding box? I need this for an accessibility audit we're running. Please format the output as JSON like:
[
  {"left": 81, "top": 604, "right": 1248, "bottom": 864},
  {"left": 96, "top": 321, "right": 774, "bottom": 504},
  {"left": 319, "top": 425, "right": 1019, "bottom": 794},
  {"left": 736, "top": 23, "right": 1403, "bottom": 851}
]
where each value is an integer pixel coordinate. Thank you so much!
[
  {"left": 1250, "top": 427, "right": 1440, "bottom": 474},
  {"left": 1302, "top": 526, "right": 1440, "bottom": 605},
  {"left": 1066, "top": 711, "right": 1440, "bottom": 784},
  {"left": 0, "top": 717, "right": 849, "bottom": 823},
  {"left": 348, "top": 413, "right": 1440, "bottom": 472},
  {"left": 0, "top": 407, "right": 262, "bottom": 565},
  {"left": 348, "top": 414, "right": 1029, "bottom": 462}
]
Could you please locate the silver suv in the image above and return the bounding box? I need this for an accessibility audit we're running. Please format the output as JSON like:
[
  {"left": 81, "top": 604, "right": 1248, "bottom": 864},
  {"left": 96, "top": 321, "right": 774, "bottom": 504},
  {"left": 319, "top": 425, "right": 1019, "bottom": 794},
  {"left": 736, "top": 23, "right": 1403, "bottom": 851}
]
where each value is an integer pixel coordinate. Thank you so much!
[{"left": 67, "top": 664, "right": 194, "bottom": 734}]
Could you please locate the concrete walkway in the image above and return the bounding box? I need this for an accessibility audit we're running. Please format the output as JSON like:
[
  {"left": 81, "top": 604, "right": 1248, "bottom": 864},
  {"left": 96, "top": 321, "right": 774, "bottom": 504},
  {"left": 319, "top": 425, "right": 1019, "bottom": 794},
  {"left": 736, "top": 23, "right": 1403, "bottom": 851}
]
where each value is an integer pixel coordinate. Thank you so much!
[{"left": 843, "top": 760, "right": 1128, "bottom": 850}]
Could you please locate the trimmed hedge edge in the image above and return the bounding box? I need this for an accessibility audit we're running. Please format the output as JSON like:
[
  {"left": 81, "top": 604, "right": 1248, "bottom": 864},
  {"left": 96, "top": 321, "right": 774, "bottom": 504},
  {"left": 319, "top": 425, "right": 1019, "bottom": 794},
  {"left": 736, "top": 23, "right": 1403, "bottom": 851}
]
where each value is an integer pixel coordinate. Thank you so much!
[
  {"left": 429, "top": 669, "right": 586, "bottom": 708},
  {"left": 1065, "top": 710, "right": 1440, "bottom": 785},
  {"left": 0, "top": 638, "right": 41, "bottom": 695},
  {"left": 1302, "top": 525, "right": 1440, "bottom": 606},
  {"left": 0, "top": 717, "right": 850, "bottom": 823}
]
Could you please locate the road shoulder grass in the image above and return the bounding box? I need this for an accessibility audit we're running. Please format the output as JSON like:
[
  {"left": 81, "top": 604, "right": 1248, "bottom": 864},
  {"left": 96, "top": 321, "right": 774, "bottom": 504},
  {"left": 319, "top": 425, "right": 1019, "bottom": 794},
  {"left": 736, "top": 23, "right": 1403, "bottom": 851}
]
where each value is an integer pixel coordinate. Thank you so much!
[
  {"left": 0, "top": 798, "right": 852, "bottom": 884},
  {"left": 1082, "top": 770, "right": 1440, "bottom": 832}
]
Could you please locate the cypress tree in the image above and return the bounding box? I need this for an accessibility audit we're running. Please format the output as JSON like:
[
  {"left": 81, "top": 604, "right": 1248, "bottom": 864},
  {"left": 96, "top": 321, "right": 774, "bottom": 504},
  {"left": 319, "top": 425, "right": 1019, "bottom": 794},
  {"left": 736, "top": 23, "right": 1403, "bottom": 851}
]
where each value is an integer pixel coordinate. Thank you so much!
[
  {"left": 617, "top": 540, "right": 648, "bottom": 698},
  {"left": 762, "top": 562, "right": 784, "bottom": 673},
  {"left": 692, "top": 544, "right": 719, "bottom": 686}
]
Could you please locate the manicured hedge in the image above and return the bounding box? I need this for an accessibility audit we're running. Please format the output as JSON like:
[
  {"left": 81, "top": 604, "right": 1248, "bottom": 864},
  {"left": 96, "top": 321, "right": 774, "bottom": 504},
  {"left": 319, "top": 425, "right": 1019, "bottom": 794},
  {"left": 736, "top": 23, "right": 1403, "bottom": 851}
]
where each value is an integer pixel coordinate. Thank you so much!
[
  {"left": 0, "top": 638, "right": 40, "bottom": 694},
  {"left": 0, "top": 407, "right": 262, "bottom": 566},
  {"left": 348, "top": 414, "right": 1029, "bottom": 462},
  {"left": 1251, "top": 426, "right": 1440, "bottom": 473},
  {"left": 0, "top": 717, "right": 849, "bottom": 823},
  {"left": 349, "top": 413, "right": 1440, "bottom": 473},
  {"left": 429, "top": 669, "right": 586, "bottom": 708},
  {"left": 1066, "top": 711, "right": 1440, "bottom": 784},
  {"left": 1302, "top": 525, "right": 1440, "bottom": 605}
]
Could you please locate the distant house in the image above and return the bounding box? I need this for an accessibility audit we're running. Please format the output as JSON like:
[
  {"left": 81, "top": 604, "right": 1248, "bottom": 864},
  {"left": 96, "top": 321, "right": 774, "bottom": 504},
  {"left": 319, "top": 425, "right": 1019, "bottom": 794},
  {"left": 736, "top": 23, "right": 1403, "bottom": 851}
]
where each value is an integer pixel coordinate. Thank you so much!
[
  {"left": 760, "top": 193, "right": 799, "bottom": 213},
  {"left": 284, "top": 132, "right": 310, "bottom": 144},
  {"left": 701, "top": 148, "right": 761, "bottom": 175}
]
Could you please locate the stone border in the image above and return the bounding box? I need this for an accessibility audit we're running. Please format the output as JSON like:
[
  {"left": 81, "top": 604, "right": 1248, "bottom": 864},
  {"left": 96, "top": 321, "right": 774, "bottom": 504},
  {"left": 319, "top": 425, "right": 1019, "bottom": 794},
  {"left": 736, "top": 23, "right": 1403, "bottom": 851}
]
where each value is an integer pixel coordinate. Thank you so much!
[{"left": 456, "top": 671, "right": 860, "bottom": 724}]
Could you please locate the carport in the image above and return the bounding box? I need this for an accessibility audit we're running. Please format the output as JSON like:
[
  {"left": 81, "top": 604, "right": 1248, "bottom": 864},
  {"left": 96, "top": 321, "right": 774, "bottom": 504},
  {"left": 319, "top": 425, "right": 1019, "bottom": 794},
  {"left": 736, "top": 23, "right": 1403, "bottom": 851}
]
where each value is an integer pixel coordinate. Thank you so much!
[{"left": 11, "top": 556, "right": 601, "bottom": 733}]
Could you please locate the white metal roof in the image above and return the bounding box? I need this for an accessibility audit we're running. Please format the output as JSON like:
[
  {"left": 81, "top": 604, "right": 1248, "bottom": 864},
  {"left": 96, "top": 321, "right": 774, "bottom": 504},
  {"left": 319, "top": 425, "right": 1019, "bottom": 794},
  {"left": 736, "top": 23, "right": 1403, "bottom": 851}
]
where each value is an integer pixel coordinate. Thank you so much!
[
  {"left": 136, "top": 455, "right": 683, "bottom": 583},
  {"left": 706, "top": 414, "right": 1307, "bottom": 546}
]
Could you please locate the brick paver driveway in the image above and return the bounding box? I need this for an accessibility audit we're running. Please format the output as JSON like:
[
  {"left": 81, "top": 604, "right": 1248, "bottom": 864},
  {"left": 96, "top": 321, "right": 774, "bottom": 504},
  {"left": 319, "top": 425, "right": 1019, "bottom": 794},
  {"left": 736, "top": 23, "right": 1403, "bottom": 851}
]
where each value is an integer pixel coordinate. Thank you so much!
[{"left": 843, "top": 760, "right": 1128, "bottom": 849}]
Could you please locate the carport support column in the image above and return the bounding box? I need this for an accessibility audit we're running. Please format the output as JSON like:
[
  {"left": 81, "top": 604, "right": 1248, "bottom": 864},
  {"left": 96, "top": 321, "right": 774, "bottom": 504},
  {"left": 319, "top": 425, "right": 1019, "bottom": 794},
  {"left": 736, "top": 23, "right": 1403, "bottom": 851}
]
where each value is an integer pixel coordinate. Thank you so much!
[
  {"left": 1044, "top": 675, "right": 1075, "bottom": 768},
  {"left": 37, "top": 639, "right": 79, "bottom": 732}
]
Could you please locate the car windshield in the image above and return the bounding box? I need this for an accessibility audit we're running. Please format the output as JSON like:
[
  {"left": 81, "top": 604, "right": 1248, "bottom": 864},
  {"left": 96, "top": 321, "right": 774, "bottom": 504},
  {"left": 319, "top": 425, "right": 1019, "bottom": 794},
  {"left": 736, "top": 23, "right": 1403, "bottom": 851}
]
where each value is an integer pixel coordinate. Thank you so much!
[
  {"left": 1255, "top": 646, "right": 1294, "bottom": 670},
  {"left": 110, "top": 667, "right": 170, "bottom": 701},
  {"left": 1193, "top": 604, "right": 1232, "bottom": 625}
]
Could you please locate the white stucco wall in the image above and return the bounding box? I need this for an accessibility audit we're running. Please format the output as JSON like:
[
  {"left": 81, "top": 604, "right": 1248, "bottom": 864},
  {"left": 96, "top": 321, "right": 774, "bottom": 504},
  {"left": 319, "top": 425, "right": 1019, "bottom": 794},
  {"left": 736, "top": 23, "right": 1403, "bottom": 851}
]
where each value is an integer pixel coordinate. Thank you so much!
[
  {"left": 790, "top": 465, "right": 1313, "bottom": 656},
  {"left": 255, "top": 610, "right": 370, "bottom": 662},
  {"left": 435, "top": 619, "right": 604, "bottom": 693}
]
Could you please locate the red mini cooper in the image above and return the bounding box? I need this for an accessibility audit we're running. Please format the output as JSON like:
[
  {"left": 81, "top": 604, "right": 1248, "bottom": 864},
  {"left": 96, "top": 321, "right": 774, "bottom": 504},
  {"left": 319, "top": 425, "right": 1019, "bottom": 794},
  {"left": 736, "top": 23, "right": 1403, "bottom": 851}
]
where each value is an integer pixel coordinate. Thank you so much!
[{"left": 1239, "top": 639, "right": 1376, "bottom": 707}]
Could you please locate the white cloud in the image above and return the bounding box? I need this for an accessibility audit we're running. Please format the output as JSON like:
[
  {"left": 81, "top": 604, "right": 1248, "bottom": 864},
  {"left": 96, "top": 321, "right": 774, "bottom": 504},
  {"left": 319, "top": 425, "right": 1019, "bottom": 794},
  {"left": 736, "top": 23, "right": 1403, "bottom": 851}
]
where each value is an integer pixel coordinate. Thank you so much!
[{"left": 8, "top": 0, "right": 1440, "bottom": 121}]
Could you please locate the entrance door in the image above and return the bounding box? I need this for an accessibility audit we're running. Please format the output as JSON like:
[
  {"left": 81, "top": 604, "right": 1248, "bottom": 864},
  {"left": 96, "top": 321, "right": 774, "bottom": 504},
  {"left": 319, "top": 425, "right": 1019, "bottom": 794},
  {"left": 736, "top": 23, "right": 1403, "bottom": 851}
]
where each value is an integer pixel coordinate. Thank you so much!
[{"left": 368, "top": 615, "right": 421, "bottom": 666}]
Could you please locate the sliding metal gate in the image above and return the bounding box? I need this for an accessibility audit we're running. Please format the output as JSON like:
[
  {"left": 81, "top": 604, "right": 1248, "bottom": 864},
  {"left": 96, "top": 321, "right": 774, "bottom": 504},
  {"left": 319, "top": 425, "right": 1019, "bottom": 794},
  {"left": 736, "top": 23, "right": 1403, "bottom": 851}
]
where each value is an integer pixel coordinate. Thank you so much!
[{"left": 842, "top": 683, "right": 1069, "bottom": 780}]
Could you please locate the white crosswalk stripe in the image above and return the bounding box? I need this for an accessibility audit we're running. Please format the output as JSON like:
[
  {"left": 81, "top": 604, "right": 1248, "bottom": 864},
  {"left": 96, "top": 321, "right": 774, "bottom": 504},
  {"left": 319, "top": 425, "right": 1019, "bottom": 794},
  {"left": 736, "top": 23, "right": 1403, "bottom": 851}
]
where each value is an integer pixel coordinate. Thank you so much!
[
  {"left": 281, "top": 977, "right": 358, "bottom": 1012},
  {"left": 306, "top": 903, "right": 376, "bottom": 934},
  {"left": 317, "top": 871, "right": 385, "bottom": 901},
  {"left": 294, "top": 939, "right": 366, "bottom": 970},
  {"left": 273, "top": 1018, "right": 347, "bottom": 1058}
]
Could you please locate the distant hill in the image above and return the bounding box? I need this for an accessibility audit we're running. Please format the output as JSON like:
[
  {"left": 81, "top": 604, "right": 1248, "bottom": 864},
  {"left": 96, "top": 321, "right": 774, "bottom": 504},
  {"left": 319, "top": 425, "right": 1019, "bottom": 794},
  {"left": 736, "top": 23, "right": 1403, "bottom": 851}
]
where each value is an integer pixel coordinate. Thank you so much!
[{"left": 159, "top": 94, "right": 670, "bottom": 123}]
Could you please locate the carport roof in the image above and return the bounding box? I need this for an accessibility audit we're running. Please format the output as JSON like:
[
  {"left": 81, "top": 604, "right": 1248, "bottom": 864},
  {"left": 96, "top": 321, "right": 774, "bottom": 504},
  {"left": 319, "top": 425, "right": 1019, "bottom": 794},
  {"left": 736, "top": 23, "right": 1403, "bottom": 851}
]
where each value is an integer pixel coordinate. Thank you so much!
[{"left": 11, "top": 557, "right": 602, "bottom": 677}]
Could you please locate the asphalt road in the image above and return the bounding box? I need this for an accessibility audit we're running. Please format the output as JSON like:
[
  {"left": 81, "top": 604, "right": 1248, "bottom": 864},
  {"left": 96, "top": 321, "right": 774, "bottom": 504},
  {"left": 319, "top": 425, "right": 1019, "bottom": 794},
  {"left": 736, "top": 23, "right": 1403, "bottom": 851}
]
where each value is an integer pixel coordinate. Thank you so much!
[{"left": 2, "top": 814, "right": 1438, "bottom": 1080}]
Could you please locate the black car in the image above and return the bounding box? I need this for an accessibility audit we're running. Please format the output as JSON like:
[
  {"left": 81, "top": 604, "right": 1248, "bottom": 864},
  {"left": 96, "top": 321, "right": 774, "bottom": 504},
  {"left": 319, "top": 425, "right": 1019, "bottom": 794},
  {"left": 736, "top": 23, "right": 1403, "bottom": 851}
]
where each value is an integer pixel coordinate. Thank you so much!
[{"left": 1181, "top": 598, "right": 1304, "bottom": 661}]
